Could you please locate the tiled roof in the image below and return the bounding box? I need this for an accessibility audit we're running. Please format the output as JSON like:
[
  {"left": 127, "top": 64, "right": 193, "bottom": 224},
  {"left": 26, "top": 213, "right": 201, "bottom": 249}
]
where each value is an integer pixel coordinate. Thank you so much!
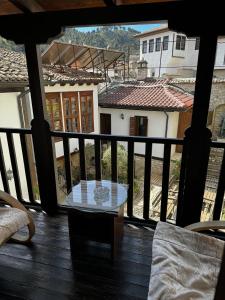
[
  {"left": 0, "top": 48, "right": 103, "bottom": 86},
  {"left": 99, "top": 81, "right": 193, "bottom": 111},
  {"left": 169, "top": 77, "right": 225, "bottom": 84}
]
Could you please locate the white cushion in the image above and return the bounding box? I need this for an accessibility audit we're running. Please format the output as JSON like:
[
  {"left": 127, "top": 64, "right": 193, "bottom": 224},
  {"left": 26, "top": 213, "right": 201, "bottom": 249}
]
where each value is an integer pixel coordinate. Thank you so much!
[
  {"left": 148, "top": 221, "right": 225, "bottom": 300},
  {"left": 0, "top": 207, "right": 29, "bottom": 245}
]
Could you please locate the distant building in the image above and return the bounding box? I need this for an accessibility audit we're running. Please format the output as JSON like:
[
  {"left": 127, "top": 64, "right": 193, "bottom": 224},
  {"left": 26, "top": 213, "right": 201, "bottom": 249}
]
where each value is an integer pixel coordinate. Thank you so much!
[
  {"left": 99, "top": 79, "right": 193, "bottom": 157},
  {"left": 135, "top": 24, "right": 225, "bottom": 78}
]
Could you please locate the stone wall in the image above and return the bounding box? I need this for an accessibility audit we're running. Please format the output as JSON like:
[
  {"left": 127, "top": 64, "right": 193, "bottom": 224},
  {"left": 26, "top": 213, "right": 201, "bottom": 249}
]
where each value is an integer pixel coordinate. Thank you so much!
[
  {"left": 171, "top": 80, "right": 225, "bottom": 138},
  {"left": 172, "top": 81, "right": 225, "bottom": 111},
  {"left": 212, "top": 104, "right": 225, "bottom": 138}
]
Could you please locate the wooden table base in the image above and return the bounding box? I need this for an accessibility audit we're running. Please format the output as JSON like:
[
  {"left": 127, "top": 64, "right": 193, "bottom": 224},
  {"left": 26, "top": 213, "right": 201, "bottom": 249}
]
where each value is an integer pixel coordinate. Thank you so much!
[{"left": 68, "top": 206, "right": 124, "bottom": 260}]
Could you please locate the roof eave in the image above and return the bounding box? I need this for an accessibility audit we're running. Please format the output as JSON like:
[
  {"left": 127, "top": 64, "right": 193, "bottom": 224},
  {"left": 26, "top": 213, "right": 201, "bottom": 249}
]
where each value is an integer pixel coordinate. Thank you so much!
[{"left": 98, "top": 103, "right": 189, "bottom": 112}]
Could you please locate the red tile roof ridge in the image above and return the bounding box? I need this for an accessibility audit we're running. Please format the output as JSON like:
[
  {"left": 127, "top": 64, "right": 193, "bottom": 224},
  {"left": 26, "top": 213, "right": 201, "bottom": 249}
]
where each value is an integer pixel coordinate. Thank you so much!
[{"left": 163, "top": 86, "right": 184, "bottom": 108}]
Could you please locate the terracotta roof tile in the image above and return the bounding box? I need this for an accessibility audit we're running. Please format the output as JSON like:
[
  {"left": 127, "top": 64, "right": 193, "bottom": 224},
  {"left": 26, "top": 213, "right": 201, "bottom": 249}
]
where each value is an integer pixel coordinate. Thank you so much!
[
  {"left": 0, "top": 48, "right": 104, "bottom": 85},
  {"left": 99, "top": 81, "right": 193, "bottom": 111}
]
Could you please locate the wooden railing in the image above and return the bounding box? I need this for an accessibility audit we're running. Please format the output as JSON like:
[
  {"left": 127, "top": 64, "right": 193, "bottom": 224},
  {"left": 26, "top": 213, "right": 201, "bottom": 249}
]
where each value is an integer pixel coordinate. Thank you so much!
[
  {"left": 210, "top": 141, "right": 225, "bottom": 220},
  {"left": 1, "top": 127, "right": 225, "bottom": 224},
  {"left": 0, "top": 127, "right": 39, "bottom": 208},
  {"left": 51, "top": 131, "right": 184, "bottom": 222}
]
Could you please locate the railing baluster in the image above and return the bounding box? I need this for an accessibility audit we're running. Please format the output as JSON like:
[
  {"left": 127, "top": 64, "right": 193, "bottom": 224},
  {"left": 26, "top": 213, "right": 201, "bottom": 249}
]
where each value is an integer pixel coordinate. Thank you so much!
[
  {"left": 95, "top": 139, "right": 101, "bottom": 180},
  {"left": 143, "top": 141, "right": 152, "bottom": 220},
  {"left": 0, "top": 136, "right": 10, "bottom": 193},
  {"left": 20, "top": 133, "right": 35, "bottom": 203},
  {"left": 213, "top": 148, "right": 225, "bottom": 220},
  {"left": 176, "top": 143, "right": 187, "bottom": 226},
  {"left": 6, "top": 132, "right": 22, "bottom": 201},
  {"left": 111, "top": 140, "right": 117, "bottom": 182},
  {"left": 160, "top": 143, "right": 171, "bottom": 221},
  {"left": 79, "top": 138, "right": 86, "bottom": 180},
  {"left": 63, "top": 137, "right": 72, "bottom": 193},
  {"left": 127, "top": 140, "right": 134, "bottom": 217}
]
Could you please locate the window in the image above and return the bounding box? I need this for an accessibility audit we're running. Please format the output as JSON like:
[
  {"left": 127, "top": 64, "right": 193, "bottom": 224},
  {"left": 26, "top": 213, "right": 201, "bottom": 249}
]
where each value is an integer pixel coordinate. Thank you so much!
[
  {"left": 195, "top": 37, "right": 200, "bottom": 50},
  {"left": 155, "top": 38, "right": 161, "bottom": 51},
  {"left": 45, "top": 91, "right": 94, "bottom": 134},
  {"left": 223, "top": 53, "right": 225, "bottom": 65},
  {"left": 149, "top": 39, "right": 154, "bottom": 52},
  {"left": 45, "top": 93, "right": 63, "bottom": 131},
  {"left": 129, "top": 116, "right": 148, "bottom": 136},
  {"left": 176, "top": 35, "right": 186, "bottom": 50},
  {"left": 163, "top": 36, "right": 169, "bottom": 50},
  {"left": 80, "top": 91, "right": 94, "bottom": 133},
  {"left": 142, "top": 40, "right": 147, "bottom": 53},
  {"left": 62, "top": 92, "right": 80, "bottom": 132}
]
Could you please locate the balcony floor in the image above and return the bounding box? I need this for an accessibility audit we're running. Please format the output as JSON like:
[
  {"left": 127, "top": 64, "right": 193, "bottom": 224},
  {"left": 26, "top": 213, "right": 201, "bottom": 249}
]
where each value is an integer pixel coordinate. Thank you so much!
[{"left": 0, "top": 212, "right": 153, "bottom": 300}]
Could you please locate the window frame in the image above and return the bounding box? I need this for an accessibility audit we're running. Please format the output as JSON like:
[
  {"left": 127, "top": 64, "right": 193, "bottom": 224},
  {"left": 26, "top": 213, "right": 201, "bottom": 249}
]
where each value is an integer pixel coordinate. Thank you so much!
[
  {"left": 45, "top": 92, "right": 63, "bottom": 131},
  {"left": 79, "top": 91, "right": 94, "bottom": 133},
  {"left": 155, "top": 37, "right": 161, "bottom": 52},
  {"left": 195, "top": 37, "right": 200, "bottom": 50},
  {"left": 176, "top": 34, "right": 186, "bottom": 50},
  {"left": 62, "top": 92, "right": 80, "bottom": 133},
  {"left": 149, "top": 39, "right": 154, "bottom": 52},
  {"left": 163, "top": 35, "right": 169, "bottom": 50},
  {"left": 142, "top": 40, "right": 147, "bottom": 54}
]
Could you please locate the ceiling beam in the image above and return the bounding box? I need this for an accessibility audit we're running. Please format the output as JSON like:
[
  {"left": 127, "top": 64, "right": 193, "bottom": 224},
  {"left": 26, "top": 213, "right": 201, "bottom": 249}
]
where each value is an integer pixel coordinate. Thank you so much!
[
  {"left": 0, "top": 1, "right": 224, "bottom": 43},
  {"left": 9, "top": 0, "right": 44, "bottom": 13},
  {"left": 103, "top": 0, "right": 117, "bottom": 7}
]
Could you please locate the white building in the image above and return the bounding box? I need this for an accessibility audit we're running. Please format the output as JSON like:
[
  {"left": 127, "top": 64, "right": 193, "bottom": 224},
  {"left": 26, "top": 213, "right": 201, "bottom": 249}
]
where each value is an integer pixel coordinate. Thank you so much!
[
  {"left": 99, "top": 80, "right": 193, "bottom": 157},
  {"left": 135, "top": 24, "right": 225, "bottom": 78},
  {"left": 0, "top": 47, "right": 103, "bottom": 201}
]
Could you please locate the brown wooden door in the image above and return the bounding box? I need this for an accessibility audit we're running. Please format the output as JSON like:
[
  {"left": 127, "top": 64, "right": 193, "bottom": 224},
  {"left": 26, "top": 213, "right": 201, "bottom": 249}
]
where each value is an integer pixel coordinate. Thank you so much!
[
  {"left": 176, "top": 109, "right": 192, "bottom": 152},
  {"left": 100, "top": 113, "right": 111, "bottom": 134}
]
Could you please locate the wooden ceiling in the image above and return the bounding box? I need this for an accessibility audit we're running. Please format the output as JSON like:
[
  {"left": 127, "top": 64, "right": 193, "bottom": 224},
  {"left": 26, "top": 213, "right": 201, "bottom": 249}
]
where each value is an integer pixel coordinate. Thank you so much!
[{"left": 0, "top": 0, "right": 179, "bottom": 16}]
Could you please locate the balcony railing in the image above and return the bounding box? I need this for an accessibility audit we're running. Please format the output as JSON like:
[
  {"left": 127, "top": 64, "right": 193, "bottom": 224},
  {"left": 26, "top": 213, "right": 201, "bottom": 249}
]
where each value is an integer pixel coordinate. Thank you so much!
[{"left": 1, "top": 127, "right": 225, "bottom": 224}]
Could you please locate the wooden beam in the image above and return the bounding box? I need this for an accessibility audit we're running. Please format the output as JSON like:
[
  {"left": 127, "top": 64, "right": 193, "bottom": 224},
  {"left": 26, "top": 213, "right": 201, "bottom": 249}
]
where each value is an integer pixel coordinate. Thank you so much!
[
  {"left": 176, "top": 34, "right": 218, "bottom": 227},
  {"left": 24, "top": 42, "right": 58, "bottom": 214},
  {"left": 9, "top": 0, "right": 44, "bottom": 13},
  {"left": 103, "top": 0, "right": 117, "bottom": 6}
]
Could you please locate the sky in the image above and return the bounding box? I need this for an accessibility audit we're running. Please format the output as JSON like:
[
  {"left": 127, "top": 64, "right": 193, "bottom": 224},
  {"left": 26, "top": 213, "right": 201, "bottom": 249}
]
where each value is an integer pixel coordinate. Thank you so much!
[{"left": 76, "top": 23, "right": 161, "bottom": 33}]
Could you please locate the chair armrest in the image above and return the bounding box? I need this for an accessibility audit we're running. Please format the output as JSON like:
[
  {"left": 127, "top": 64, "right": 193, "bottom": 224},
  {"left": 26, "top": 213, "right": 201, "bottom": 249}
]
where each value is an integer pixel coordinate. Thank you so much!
[
  {"left": 0, "top": 190, "right": 28, "bottom": 212},
  {"left": 185, "top": 221, "right": 225, "bottom": 232},
  {"left": 0, "top": 190, "right": 35, "bottom": 243}
]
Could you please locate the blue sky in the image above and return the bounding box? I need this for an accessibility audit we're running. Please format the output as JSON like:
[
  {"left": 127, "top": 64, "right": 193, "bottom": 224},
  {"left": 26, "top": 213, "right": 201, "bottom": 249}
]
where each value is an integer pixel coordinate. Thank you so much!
[{"left": 76, "top": 24, "right": 160, "bottom": 33}]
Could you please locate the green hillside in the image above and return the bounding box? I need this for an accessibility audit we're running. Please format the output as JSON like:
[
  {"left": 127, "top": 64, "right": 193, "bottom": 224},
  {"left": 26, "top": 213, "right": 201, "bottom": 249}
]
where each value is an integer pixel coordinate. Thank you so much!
[
  {"left": 1, "top": 26, "right": 139, "bottom": 54},
  {"left": 58, "top": 26, "right": 139, "bottom": 53}
]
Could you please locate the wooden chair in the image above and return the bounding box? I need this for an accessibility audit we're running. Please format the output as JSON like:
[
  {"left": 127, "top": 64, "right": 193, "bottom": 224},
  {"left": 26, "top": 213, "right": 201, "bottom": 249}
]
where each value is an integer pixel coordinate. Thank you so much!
[
  {"left": 0, "top": 190, "right": 35, "bottom": 246},
  {"left": 148, "top": 221, "right": 225, "bottom": 300}
]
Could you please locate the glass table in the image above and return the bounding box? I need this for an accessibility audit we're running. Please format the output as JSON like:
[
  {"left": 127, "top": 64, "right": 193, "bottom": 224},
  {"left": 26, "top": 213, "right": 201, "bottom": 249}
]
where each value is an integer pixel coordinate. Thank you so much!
[{"left": 64, "top": 180, "right": 128, "bottom": 260}]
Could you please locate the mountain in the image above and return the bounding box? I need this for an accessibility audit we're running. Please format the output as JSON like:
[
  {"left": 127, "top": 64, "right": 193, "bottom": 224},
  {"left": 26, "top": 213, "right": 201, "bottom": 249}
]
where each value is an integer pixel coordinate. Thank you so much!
[
  {"left": 1, "top": 26, "right": 140, "bottom": 54},
  {"left": 58, "top": 26, "right": 140, "bottom": 53},
  {"left": 0, "top": 36, "right": 24, "bottom": 52}
]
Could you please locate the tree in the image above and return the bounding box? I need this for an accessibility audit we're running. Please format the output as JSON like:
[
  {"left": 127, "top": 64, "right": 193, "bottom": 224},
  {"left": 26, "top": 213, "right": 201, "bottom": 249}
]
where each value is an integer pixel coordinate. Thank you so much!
[{"left": 102, "top": 144, "right": 140, "bottom": 194}]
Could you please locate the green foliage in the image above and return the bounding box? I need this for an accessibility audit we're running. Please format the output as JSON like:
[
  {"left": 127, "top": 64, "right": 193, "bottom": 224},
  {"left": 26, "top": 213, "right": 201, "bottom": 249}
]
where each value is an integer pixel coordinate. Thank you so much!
[
  {"left": 171, "top": 159, "right": 181, "bottom": 181},
  {"left": 46, "top": 26, "right": 139, "bottom": 54},
  {"left": 102, "top": 144, "right": 127, "bottom": 183},
  {"left": 102, "top": 144, "right": 140, "bottom": 194},
  {"left": 0, "top": 36, "right": 24, "bottom": 52}
]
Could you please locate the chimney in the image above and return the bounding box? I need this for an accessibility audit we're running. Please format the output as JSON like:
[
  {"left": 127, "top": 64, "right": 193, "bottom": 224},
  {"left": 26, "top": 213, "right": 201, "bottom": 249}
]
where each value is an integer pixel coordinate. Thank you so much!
[{"left": 137, "top": 59, "right": 148, "bottom": 80}]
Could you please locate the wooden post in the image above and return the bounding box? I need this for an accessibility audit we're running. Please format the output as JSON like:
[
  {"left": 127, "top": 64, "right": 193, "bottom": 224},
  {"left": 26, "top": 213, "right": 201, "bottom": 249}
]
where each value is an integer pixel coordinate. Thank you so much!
[
  {"left": 176, "top": 34, "right": 218, "bottom": 227},
  {"left": 24, "top": 42, "right": 58, "bottom": 215}
]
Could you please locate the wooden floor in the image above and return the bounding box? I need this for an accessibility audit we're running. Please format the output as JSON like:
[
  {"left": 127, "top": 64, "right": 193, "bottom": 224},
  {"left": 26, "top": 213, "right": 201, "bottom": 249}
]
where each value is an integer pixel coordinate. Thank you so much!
[{"left": 0, "top": 212, "right": 154, "bottom": 300}]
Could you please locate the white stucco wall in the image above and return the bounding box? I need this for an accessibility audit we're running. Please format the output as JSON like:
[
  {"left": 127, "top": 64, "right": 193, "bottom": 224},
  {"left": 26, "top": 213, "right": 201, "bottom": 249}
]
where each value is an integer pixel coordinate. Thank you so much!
[
  {"left": 139, "top": 31, "right": 225, "bottom": 78},
  {"left": 0, "top": 92, "right": 29, "bottom": 200},
  {"left": 99, "top": 107, "right": 179, "bottom": 158},
  {"left": 0, "top": 83, "right": 100, "bottom": 201}
]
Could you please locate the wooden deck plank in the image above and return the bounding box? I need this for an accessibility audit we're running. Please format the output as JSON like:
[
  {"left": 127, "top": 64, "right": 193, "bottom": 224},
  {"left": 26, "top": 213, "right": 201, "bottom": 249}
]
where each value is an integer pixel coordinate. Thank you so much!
[{"left": 0, "top": 212, "right": 153, "bottom": 300}]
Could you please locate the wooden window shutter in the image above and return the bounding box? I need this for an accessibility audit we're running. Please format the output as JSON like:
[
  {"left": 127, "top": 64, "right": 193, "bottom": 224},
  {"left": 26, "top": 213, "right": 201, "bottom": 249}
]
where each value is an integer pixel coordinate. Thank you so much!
[
  {"left": 130, "top": 117, "right": 136, "bottom": 136},
  {"left": 143, "top": 117, "right": 148, "bottom": 136}
]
